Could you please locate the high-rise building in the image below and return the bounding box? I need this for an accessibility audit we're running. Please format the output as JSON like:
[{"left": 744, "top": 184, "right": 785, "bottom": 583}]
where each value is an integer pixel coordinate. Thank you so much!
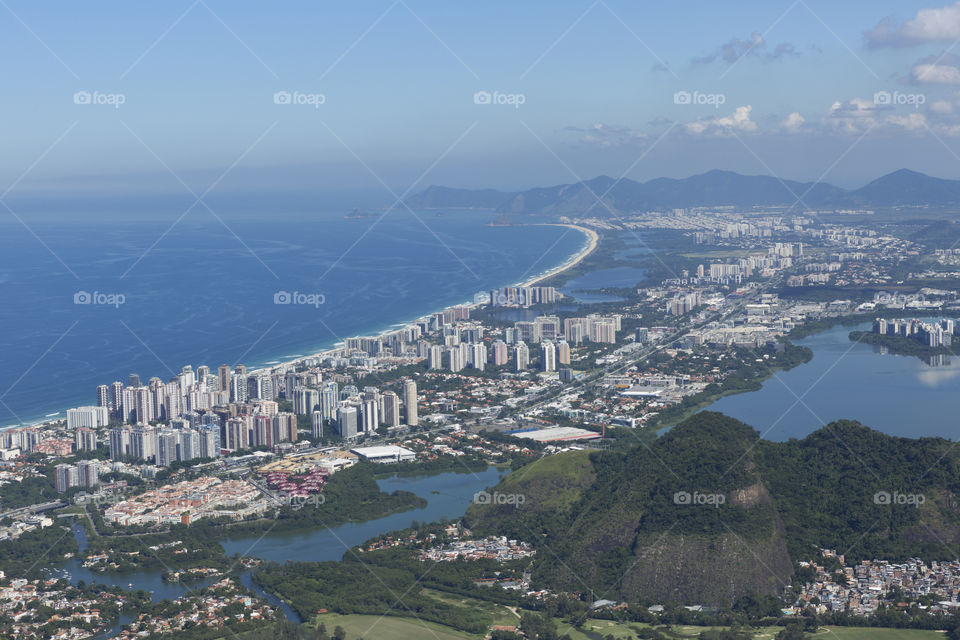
[
  {"left": 109, "top": 427, "right": 130, "bottom": 460},
  {"left": 311, "top": 411, "right": 324, "bottom": 439},
  {"left": 427, "top": 345, "right": 444, "bottom": 370},
  {"left": 76, "top": 460, "right": 100, "bottom": 488},
  {"left": 382, "top": 390, "right": 400, "bottom": 427},
  {"left": 403, "top": 379, "right": 418, "bottom": 427},
  {"left": 128, "top": 373, "right": 141, "bottom": 388},
  {"left": 179, "top": 429, "right": 200, "bottom": 461},
  {"left": 157, "top": 431, "right": 178, "bottom": 467},
  {"left": 67, "top": 406, "right": 109, "bottom": 429},
  {"left": 337, "top": 406, "right": 359, "bottom": 439},
  {"left": 74, "top": 427, "right": 97, "bottom": 452},
  {"left": 218, "top": 364, "right": 231, "bottom": 394},
  {"left": 541, "top": 341, "right": 556, "bottom": 372},
  {"left": 360, "top": 400, "right": 379, "bottom": 433},
  {"left": 54, "top": 463, "right": 79, "bottom": 493},
  {"left": 130, "top": 426, "right": 157, "bottom": 461},
  {"left": 274, "top": 413, "right": 297, "bottom": 442},
  {"left": 320, "top": 382, "right": 339, "bottom": 422},
  {"left": 491, "top": 340, "right": 508, "bottom": 366},
  {"left": 96, "top": 384, "right": 110, "bottom": 408},
  {"left": 133, "top": 387, "right": 153, "bottom": 425},
  {"left": 110, "top": 381, "right": 124, "bottom": 418},
  {"left": 226, "top": 417, "right": 248, "bottom": 451},
  {"left": 231, "top": 376, "right": 249, "bottom": 403},
  {"left": 469, "top": 343, "right": 487, "bottom": 371},
  {"left": 294, "top": 388, "right": 319, "bottom": 415},
  {"left": 448, "top": 346, "right": 465, "bottom": 372},
  {"left": 535, "top": 316, "right": 561, "bottom": 341},
  {"left": 200, "top": 423, "right": 221, "bottom": 458},
  {"left": 514, "top": 342, "right": 529, "bottom": 371}
]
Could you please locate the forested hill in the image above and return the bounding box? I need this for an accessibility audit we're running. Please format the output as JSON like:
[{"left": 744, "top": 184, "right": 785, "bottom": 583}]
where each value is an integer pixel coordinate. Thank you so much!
[{"left": 466, "top": 412, "right": 960, "bottom": 606}]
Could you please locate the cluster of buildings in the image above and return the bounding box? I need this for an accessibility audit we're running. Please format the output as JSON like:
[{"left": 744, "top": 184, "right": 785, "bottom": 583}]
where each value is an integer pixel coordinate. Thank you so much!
[
  {"left": 116, "top": 577, "right": 275, "bottom": 637},
  {"left": 488, "top": 285, "right": 562, "bottom": 308},
  {"left": 795, "top": 550, "right": 960, "bottom": 616},
  {"left": 418, "top": 535, "right": 536, "bottom": 563},
  {"left": 0, "top": 575, "right": 124, "bottom": 639},
  {"left": 0, "top": 514, "right": 53, "bottom": 542},
  {"left": 54, "top": 459, "right": 103, "bottom": 492},
  {"left": 103, "top": 476, "right": 265, "bottom": 526},
  {"left": 871, "top": 317, "right": 957, "bottom": 347}
]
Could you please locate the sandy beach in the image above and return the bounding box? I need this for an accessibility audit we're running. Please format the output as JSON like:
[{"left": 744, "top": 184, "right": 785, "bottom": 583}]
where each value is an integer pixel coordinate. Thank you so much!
[{"left": 521, "top": 223, "right": 599, "bottom": 288}]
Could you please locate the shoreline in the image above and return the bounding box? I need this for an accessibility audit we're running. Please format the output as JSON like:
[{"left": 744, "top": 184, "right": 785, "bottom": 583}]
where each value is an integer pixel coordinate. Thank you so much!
[
  {"left": 521, "top": 223, "right": 599, "bottom": 288},
  {"left": 247, "top": 222, "right": 599, "bottom": 375},
  {"left": 6, "top": 222, "right": 599, "bottom": 431}
]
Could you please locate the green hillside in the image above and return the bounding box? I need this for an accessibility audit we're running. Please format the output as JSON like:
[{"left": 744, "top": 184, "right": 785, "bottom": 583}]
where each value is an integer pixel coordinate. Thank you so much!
[{"left": 466, "top": 412, "right": 960, "bottom": 606}]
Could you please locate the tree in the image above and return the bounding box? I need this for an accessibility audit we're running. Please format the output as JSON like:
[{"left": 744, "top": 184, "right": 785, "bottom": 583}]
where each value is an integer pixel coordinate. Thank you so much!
[{"left": 775, "top": 624, "right": 808, "bottom": 640}]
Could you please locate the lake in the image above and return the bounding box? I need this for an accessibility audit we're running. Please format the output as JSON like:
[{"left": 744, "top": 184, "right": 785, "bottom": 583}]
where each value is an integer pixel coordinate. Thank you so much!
[{"left": 706, "top": 322, "right": 960, "bottom": 441}]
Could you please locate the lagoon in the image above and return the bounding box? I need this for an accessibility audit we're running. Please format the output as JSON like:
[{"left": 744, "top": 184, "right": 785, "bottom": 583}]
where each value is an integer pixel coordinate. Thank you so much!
[{"left": 706, "top": 322, "right": 960, "bottom": 441}]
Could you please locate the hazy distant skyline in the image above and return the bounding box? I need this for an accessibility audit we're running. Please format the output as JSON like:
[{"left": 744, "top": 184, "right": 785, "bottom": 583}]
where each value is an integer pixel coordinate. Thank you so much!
[{"left": 6, "top": 1, "right": 960, "bottom": 202}]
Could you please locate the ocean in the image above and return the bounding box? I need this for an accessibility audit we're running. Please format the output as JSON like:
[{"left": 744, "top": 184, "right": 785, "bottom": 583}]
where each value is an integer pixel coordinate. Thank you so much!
[{"left": 0, "top": 207, "right": 585, "bottom": 428}]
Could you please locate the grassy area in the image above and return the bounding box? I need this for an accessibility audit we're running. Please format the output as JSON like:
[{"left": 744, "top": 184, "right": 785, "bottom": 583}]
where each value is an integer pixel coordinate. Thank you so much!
[
  {"left": 420, "top": 588, "right": 520, "bottom": 627},
  {"left": 494, "top": 450, "right": 594, "bottom": 511},
  {"left": 310, "top": 613, "right": 481, "bottom": 640},
  {"left": 555, "top": 619, "right": 947, "bottom": 640},
  {"left": 810, "top": 628, "right": 945, "bottom": 639},
  {"left": 305, "top": 611, "right": 949, "bottom": 640}
]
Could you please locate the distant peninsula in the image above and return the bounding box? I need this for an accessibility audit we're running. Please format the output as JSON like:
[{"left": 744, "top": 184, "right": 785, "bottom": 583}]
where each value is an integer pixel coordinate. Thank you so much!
[{"left": 405, "top": 168, "right": 960, "bottom": 215}]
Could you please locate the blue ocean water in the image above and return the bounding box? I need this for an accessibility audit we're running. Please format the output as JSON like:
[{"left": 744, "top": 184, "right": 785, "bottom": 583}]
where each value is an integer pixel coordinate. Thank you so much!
[{"left": 0, "top": 209, "right": 584, "bottom": 427}]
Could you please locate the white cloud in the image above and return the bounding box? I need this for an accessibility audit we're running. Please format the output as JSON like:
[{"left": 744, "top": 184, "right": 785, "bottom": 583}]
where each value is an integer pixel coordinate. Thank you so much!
[
  {"left": 685, "top": 105, "right": 758, "bottom": 137},
  {"left": 911, "top": 63, "right": 960, "bottom": 84},
  {"left": 825, "top": 97, "right": 934, "bottom": 135},
  {"left": 692, "top": 32, "right": 800, "bottom": 65},
  {"left": 886, "top": 112, "right": 928, "bottom": 131},
  {"left": 866, "top": 2, "right": 960, "bottom": 48},
  {"left": 781, "top": 112, "right": 806, "bottom": 133},
  {"left": 564, "top": 123, "right": 647, "bottom": 147},
  {"left": 931, "top": 99, "right": 954, "bottom": 114}
]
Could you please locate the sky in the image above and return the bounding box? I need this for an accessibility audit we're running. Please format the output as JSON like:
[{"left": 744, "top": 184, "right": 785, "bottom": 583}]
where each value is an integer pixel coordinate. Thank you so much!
[{"left": 4, "top": 0, "right": 960, "bottom": 204}]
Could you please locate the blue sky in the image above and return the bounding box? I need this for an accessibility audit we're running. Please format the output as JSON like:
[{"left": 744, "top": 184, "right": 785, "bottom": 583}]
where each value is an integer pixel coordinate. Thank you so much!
[{"left": 3, "top": 0, "right": 960, "bottom": 202}]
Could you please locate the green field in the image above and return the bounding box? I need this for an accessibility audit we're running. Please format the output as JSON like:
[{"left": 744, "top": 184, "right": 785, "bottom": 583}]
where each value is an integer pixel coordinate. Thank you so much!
[
  {"left": 309, "top": 610, "right": 947, "bottom": 640},
  {"left": 312, "top": 613, "right": 480, "bottom": 640},
  {"left": 810, "top": 628, "right": 945, "bottom": 639}
]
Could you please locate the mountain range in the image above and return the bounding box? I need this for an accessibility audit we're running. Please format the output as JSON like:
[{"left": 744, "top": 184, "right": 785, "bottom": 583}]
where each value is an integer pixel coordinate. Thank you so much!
[{"left": 406, "top": 169, "right": 960, "bottom": 214}]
